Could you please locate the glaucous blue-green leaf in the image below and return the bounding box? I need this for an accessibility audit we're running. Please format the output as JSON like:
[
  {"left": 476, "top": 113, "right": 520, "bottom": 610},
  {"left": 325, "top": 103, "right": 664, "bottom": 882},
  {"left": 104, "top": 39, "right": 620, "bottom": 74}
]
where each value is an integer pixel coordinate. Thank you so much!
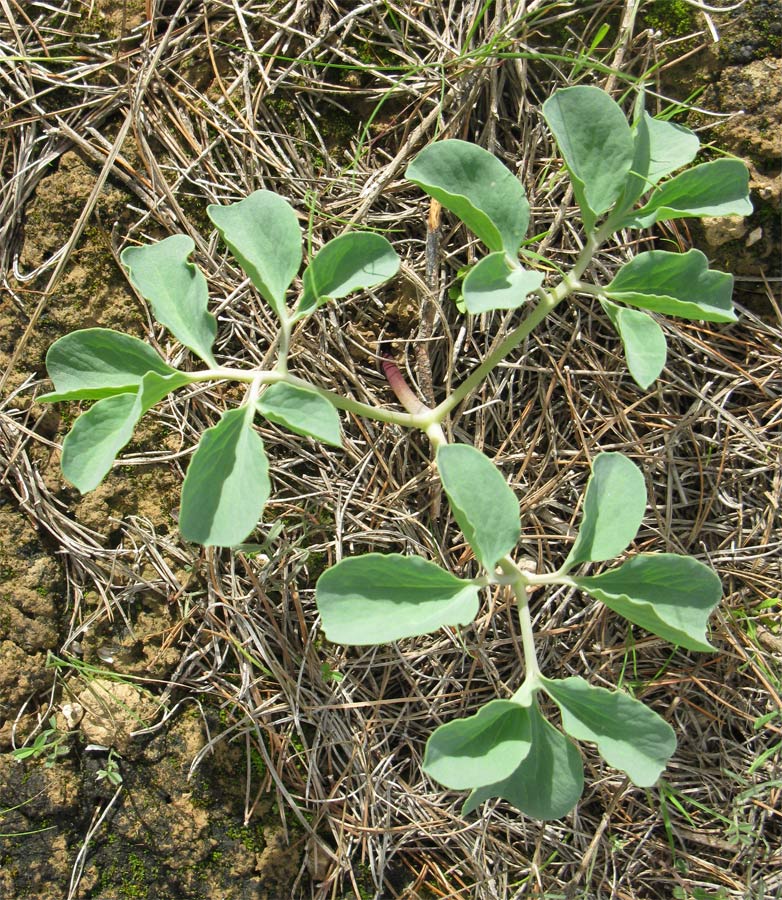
[
  {"left": 121, "top": 235, "right": 217, "bottom": 367},
  {"left": 316, "top": 553, "right": 481, "bottom": 644},
  {"left": 464, "top": 702, "right": 584, "bottom": 819},
  {"left": 622, "top": 112, "right": 700, "bottom": 207},
  {"left": 179, "top": 406, "right": 271, "bottom": 547},
  {"left": 605, "top": 249, "right": 736, "bottom": 323},
  {"left": 574, "top": 553, "right": 721, "bottom": 652},
  {"left": 61, "top": 371, "right": 191, "bottom": 493},
  {"left": 423, "top": 700, "right": 532, "bottom": 790},
  {"left": 257, "top": 382, "right": 342, "bottom": 447},
  {"left": 296, "top": 232, "right": 400, "bottom": 318},
  {"left": 208, "top": 190, "right": 302, "bottom": 320},
  {"left": 564, "top": 452, "right": 646, "bottom": 570},
  {"left": 40, "top": 328, "right": 180, "bottom": 403},
  {"left": 542, "top": 676, "right": 676, "bottom": 787},
  {"left": 437, "top": 444, "right": 520, "bottom": 571},
  {"left": 405, "top": 140, "right": 530, "bottom": 253},
  {"left": 622, "top": 158, "right": 752, "bottom": 228},
  {"left": 461, "top": 253, "right": 544, "bottom": 314},
  {"left": 600, "top": 299, "right": 667, "bottom": 390},
  {"left": 542, "top": 86, "right": 634, "bottom": 230}
]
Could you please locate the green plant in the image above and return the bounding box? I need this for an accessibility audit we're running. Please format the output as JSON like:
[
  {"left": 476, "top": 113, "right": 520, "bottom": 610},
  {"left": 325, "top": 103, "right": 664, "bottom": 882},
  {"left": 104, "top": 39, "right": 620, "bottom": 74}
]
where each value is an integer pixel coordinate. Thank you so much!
[
  {"left": 12, "top": 716, "right": 71, "bottom": 767},
  {"left": 95, "top": 748, "right": 123, "bottom": 787},
  {"left": 40, "top": 85, "right": 751, "bottom": 818}
]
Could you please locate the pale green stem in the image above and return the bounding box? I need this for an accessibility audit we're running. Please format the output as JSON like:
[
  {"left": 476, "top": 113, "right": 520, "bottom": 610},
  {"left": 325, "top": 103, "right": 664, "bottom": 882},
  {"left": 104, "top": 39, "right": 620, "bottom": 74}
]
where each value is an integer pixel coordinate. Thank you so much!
[
  {"left": 430, "top": 231, "right": 603, "bottom": 423},
  {"left": 569, "top": 280, "right": 604, "bottom": 297},
  {"left": 186, "top": 228, "right": 611, "bottom": 434},
  {"left": 499, "top": 556, "right": 541, "bottom": 682},
  {"left": 188, "top": 366, "right": 425, "bottom": 428},
  {"left": 276, "top": 316, "right": 293, "bottom": 374}
]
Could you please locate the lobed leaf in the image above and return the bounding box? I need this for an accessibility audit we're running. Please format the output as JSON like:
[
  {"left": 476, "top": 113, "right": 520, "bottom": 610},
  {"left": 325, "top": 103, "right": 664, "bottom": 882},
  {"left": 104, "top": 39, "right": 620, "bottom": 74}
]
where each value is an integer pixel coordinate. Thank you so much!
[
  {"left": 564, "top": 452, "right": 646, "bottom": 570},
  {"left": 605, "top": 249, "right": 736, "bottom": 323},
  {"left": 437, "top": 444, "right": 520, "bottom": 571},
  {"left": 542, "top": 675, "right": 676, "bottom": 787},
  {"left": 600, "top": 299, "right": 667, "bottom": 390},
  {"left": 423, "top": 700, "right": 532, "bottom": 790},
  {"left": 621, "top": 112, "right": 700, "bottom": 208},
  {"left": 41, "top": 328, "right": 179, "bottom": 403},
  {"left": 179, "top": 406, "right": 271, "bottom": 547},
  {"left": 208, "top": 190, "right": 302, "bottom": 320},
  {"left": 405, "top": 139, "right": 530, "bottom": 254},
  {"left": 622, "top": 158, "right": 752, "bottom": 229},
  {"left": 257, "top": 382, "right": 342, "bottom": 448},
  {"left": 464, "top": 701, "right": 584, "bottom": 819},
  {"left": 542, "top": 86, "right": 634, "bottom": 231},
  {"left": 296, "top": 232, "right": 400, "bottom": 318},
  {"left": 316, "top": 553, "right": 481, "bottom": 645},
  {"left": 574, "top": 553, "right": 721, "bottom": 652},
  {"left": 61, "top": 371, "right": 191, "bottom": 493},
  {"left": 461, "top": 253, "right": 544, "bottom": 314},
  {"left": 121, "top": 235, "right": 217, "bottom": 366}
]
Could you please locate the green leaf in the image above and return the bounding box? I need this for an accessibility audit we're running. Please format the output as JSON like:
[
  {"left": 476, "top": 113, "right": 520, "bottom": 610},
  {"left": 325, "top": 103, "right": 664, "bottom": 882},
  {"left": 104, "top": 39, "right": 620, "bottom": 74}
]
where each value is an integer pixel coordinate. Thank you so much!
[
  {"left": 605, "top": 249, "right": 736, "bottom": 323},
  {"left": 208, "top": 190, "right": 302, "bottom": 320},
  {"left": 257, "top": 383, "right": 342, "bottom": 447},
  {"left": 462, "top": 253, "right": 544, "bottom": 314},
  {"left": 564, "top": 452, "right": 646, "bottom": 569},
  {"left": 600, "top": 299, "right": 667, "bottom": 390},
  {"left": 423, "top": 700, "right": 532, "bottom": 790},
  {"left": 623, "top": 159, "right": 752, "bottom": 228},
  {"left": 436, "top": 444, "right": 520, "bottom": 571},
  {"left": 296, "top": 232, "right": 400, "bottom": 318},
  {"left": 464, "top": 702, "right": 584, "bottom": 819},
  {"left": 574, "top": 553, "right": 721, "bottom": 652},
  {"left": 41, "top": 328, "right": 179, "bottom": 402},
  {"left": 316, "top": 553, "right": 481, "bottom": 645},
  {"left": 405, "top": 139, "right": 530, "bottom": 253},
  {"left": 121, "top": 235, "right": 217, "bottom": 366},
  {"left": 542, "top": 675, "right": 676, "bottom": 787},
  {"left": 61, "top": 371, "right": 190, "bottom": 493},
  {"left": 179, "top": 406, "right": 271, "bottom": 547},
  {"left": 622, "top": 112, "right": 700, "bottom": 207},
  {"left": 542, "top": 86, "right": 634, "bottom": 230}
]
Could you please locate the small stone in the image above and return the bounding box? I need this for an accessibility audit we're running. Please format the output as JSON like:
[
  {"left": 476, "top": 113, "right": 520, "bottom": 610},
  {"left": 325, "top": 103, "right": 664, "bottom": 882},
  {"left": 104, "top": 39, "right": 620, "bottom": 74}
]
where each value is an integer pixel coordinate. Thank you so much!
[{"left": 701, "top": 215, "right": 748, "bottom": 248}]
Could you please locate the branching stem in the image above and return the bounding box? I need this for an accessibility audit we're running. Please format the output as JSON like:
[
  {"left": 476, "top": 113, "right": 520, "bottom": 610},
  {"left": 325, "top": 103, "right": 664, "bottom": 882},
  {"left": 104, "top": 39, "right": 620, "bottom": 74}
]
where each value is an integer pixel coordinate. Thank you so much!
[{"left": 499, "top": 556, "right": 541, "bottom": 681}]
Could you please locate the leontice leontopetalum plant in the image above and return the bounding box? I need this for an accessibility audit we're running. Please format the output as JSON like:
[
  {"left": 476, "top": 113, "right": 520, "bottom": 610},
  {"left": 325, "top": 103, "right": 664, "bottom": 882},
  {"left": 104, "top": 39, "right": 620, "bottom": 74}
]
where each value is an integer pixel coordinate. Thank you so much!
[{"left": 41, "top": 86, "right": 752, "bottom": 819}]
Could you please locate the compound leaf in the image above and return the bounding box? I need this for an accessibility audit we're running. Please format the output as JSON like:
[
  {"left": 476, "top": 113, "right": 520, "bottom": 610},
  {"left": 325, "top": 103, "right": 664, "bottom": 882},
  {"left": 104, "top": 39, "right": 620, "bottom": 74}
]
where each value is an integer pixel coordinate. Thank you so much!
[
  {"left": 464, "top": 701, "right": 584, "bottom": 819},
  {"left": 423, "top": 700, "right": 532, "bottom": 790},
  {"left": 437, "top": 444, "right": 520, "bottom": 571},
  {"left": 61, "top": 371, "right": 191, "bottom": 493},
  {"left": 316, "top": 554, "right": 480, "bottom": 645},
  {"left": 41, "top": 328, "right": 179, "bottom": 402},
  {"left": 462, "top": 253, "right": 544, "bottom": 314},
  {"left": 542, "top": 86, "right": 634, "bottom": 231},
  {"left": 405, "top": 139, "right": 530, "bottom": 253},
  {"left": 574, "top": 553, "right": 721, "bottom": 652},
  {"left": 542, "top": 676, "right": 676, "bottom": 787},
  {"left": 564, "top": 453, "right": 646, "bottom": 570},
  {"left": 257, "top": 382, "right": 342, "bottom": 447},
  {"left": 605, "top": 249, "right": 736, "bottom": 323},
  {"left": 208, "top": 190, "right": 302, "bottom": 320},
  {"left": 121, "top": 235, "right": 217, "bottom": 366},
  {"left": 297, "top": 232, "right": 400, "bottom": 318},
  {"left": 623, "top": 158, "right": 752, "bottom": 228},
  {"left": 179, "top": 406, "right": 271, "bottom": 547},
  {"left": 600, "top": 299, "right": 667, "bottom": 390}
]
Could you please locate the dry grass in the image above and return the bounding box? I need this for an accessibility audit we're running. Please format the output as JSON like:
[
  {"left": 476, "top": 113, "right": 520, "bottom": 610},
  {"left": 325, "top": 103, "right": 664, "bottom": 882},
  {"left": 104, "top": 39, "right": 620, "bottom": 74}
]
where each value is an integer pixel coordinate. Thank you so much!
[{"left": 1, "top": 0, "right": 781, "bottom": 897}]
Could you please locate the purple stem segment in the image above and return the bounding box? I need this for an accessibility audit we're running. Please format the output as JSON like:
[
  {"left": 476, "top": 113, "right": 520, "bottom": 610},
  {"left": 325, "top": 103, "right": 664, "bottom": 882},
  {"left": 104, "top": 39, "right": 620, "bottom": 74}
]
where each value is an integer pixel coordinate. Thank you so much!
[{"left": 381, "top": 353, "right": 432, "bottom": 417}]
